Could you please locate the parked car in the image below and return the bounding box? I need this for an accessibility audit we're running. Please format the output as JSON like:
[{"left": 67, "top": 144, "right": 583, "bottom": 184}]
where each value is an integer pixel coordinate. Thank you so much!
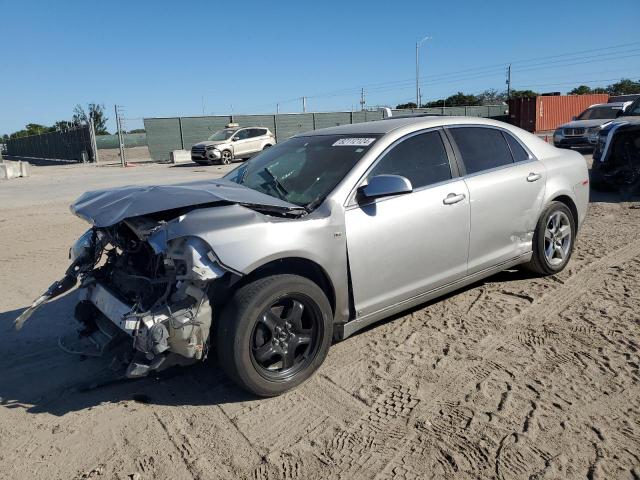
[
  {"left": 591, "top": 96, "right": 640, "bottom": 196},
  {"left": 191, "top": 123, "right": 275, "bottom": 165},
  {"left": 16, "top": 117, "right": 589, "bottom": 396},
  {"left": 553, "top": 102, "right": 631, "bottom": 148}
]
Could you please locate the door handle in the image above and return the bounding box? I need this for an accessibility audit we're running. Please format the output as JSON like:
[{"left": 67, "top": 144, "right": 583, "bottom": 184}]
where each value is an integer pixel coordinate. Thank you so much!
[
  {"left": 443, "top": 193, "right": 466, "bottom": 205},
  {"left": 527, "top": 172, "right": 542, "bottom": 182}
]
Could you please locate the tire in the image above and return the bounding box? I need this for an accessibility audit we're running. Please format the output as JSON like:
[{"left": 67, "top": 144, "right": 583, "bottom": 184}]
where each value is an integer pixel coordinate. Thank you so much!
[
  {"left": 524, "top": 201, "right": 576, "bottom": 276},
  {"left": 216, "top": 274, "right": 332, "bottom": 396},
  {"left": 220, "top": 150, "right": 233, "bottom": 165}
]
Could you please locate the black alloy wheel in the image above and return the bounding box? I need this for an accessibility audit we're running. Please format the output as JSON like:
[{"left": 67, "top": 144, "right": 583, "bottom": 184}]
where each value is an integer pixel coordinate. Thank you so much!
[
  {"left": 216, "top": 274, "right": 332, "bottom": 396},
  {"left": 250, "top": 295, "right": 321, "bottom": 380}
]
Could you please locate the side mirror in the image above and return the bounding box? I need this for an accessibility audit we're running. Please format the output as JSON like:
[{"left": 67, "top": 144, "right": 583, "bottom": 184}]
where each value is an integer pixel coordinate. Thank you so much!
[
  {"left": 571, "top": 116, "right": 577, "bottom": 121},
  {"left": 231, "top": 137, "right": 238, "bottom": 141},
  {"left": 358, "top": 174, "right": 413, "bottom": 200},
  {"left": 616, "top": 109, "right": 624, "bottom": 118}
]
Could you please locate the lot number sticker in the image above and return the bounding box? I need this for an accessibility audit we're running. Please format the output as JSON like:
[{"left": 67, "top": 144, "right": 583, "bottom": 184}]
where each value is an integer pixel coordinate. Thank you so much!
[{"left": 332, "top": 138, "right": 376, "bottom": 147}]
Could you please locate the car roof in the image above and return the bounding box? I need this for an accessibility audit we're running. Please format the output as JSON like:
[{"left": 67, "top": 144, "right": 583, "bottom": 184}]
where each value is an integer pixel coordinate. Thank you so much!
[{"left": 295, "top": 116, "right": 514, "bottom": 136}]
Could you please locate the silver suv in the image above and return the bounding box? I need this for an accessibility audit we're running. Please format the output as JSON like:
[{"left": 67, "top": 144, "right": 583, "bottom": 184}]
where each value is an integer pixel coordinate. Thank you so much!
[
  {"left": 553, "top": 102, "right": 631, "bottom": 148},
  {"left": 191, "top": 124, "right": 276, "bottom": 165}
]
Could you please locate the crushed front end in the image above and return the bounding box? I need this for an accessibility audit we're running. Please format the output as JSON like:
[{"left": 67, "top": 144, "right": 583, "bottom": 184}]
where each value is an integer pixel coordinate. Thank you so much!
[{"left": 20, "top": 216, "right": 232, "bottom": 378}]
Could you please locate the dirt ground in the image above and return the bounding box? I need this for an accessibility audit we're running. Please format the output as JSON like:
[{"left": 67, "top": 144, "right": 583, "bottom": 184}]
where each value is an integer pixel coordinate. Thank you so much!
[{"left": 1, "top": 157, "right": 639, "bottom": 480}]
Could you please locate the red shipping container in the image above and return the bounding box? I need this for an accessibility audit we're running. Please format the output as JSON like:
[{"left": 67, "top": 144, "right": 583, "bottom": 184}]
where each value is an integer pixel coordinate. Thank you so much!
[{"left": 508, "top": 94, "right": 609, "bottom": 133}]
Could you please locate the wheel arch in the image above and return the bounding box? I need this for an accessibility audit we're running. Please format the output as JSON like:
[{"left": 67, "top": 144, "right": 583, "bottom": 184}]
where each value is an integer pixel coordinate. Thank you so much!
[
  {"left": 549, "top": 194, "right": 579, "bottom": 229},
  {"left": 232, "top": 257, "right": 336, "bottom": 317}
]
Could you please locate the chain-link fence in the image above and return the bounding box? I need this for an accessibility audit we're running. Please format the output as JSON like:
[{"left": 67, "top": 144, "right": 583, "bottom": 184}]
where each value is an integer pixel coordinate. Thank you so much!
[{"left": 5, "top": 125, "right": 95, "bottom": 162}]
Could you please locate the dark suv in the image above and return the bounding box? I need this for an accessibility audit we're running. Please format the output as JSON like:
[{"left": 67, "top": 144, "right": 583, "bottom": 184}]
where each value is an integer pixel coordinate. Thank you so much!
[{"left": 591, "top": 97, "right": 640, "bottom": 195}]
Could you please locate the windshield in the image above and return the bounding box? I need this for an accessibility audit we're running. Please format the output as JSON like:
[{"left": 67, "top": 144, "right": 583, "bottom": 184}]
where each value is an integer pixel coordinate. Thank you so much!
[
  {"left": 577, "top": 106, "right": 620, "bottom": 120},
  {"left": 224, "top": 134, "right": 380, "bottom": 207},
  {"left": 208, "top": 129, "right": 236, "bottom": 141}
]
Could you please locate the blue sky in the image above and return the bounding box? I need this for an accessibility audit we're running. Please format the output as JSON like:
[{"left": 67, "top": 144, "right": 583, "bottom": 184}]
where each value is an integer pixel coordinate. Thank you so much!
[{"left": 1, "top": 0, "right": 639, "bottom": 134}]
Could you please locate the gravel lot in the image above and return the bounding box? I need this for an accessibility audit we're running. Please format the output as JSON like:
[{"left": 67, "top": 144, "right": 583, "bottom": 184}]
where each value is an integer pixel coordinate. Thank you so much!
[{"left": 1, "top": 156, "right": 639, "bottom": 480}]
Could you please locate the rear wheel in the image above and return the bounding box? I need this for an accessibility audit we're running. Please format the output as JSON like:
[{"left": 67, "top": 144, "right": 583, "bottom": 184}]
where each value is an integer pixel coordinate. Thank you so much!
[
  {"left": 216, "top": 274, "right": 332, "bottom": 396},
  {"left": 524, "top": 201, "right": 576, "bottom": 275}
]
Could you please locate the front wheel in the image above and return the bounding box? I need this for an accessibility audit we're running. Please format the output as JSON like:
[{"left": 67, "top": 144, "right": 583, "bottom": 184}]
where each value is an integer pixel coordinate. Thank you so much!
[
  {"left": 524, "top": 201, "right": 576, "bottom": 275},
  {"left": 216, "top": 274, "right": 332, "bottom": 396},
  {"left": 220, "top": 150, "right": 233, "bottom": 165}
]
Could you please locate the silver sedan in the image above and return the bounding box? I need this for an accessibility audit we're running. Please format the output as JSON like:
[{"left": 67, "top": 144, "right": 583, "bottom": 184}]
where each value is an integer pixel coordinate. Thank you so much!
[{"left": 17, "top": 116, "right": 590, "bottom": 396}]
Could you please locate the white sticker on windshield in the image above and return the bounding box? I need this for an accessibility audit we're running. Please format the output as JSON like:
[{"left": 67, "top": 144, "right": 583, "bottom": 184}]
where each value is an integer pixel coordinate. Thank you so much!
[{"left": 332, "top": 138, "right": 376, "bottom": 147}]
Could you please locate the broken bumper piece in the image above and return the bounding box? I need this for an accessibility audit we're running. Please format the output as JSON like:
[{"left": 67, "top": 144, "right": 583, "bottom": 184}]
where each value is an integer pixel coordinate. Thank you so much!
[{"left": 73, "top": 281, "right": 213, "bottom": 378}]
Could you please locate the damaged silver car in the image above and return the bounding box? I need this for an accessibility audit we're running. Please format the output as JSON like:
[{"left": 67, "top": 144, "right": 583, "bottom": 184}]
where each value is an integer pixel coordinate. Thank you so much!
[{"left": 15, "top": 117, "right": 589, "bottom": 396}]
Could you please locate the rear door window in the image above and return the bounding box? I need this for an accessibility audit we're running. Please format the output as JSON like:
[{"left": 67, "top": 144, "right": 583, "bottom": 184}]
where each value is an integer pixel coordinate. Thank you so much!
[
  {"left": 368, "top": 130, "right": 452, "bottom": 189},
  {"left": 449, "top": 127, "right": 514, "bottom": 174},
  {"left": 503, "top": 132, "right": 530, "bottom": 162}
]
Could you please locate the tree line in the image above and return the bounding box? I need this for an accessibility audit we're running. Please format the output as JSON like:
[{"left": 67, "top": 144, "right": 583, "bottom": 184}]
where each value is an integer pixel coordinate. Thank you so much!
[
  {"left": 2, "top": 103, "right": 143, "bottom": 142},
  {"left": 396, "top": 78, "right": 640, "bottom": 109}
]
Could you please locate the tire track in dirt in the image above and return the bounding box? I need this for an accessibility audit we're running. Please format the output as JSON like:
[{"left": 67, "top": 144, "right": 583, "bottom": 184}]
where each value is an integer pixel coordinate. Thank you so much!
[{"left": 351, "top": 238, "right": 640, "bottom": 479}]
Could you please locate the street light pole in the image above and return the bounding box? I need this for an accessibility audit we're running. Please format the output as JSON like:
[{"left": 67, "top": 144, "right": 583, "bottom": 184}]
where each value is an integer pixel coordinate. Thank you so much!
[{"left": 415, "top": 36, "right": 431, "bottom": 107}]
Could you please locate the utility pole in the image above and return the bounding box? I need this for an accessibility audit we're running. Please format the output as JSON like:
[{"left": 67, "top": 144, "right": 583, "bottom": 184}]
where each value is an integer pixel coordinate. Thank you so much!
[
  {"left": 416, "top": 35, "right": 431, "bottom": 107},
  {"left": 360, "top": 88, "right": 366, "bottom": 111},
  {"left": 89, "top": 118, "right": 99, "bottom": 165},
  {"left": 506, "top": 64, "right": 512, "bottom": 99},
  {"left": 201, "top": 96, "right": 205, "bottom": 116},
  {"left": 302, "top": 96, "right": 307, "bottom": 113},
  {"left": 114, "top": 105, "right": 126, "bottom": 167},
  {"left": 276, "top": 103, "right": 280, "bottom": 114},
  {"left": 418, "top": 88, "right": 423, "bottom": 109}
]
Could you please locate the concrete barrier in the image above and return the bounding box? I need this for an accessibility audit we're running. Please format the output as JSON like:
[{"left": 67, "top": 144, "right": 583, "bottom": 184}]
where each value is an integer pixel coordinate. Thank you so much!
[
  {"left": 0, "top": 160, "right": 30, "bottom": 180},
  {"left": 170, "top": 150, "right": 193, "bottom": 164}
]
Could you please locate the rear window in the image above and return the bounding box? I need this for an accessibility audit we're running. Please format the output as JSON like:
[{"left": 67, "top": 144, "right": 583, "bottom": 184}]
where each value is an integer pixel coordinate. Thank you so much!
[
  {"left": 449, "top": 127, "right": 514, "bottom": 174},
  {"left": 503, "top": 132, "right": 530, "bottom": 162}
]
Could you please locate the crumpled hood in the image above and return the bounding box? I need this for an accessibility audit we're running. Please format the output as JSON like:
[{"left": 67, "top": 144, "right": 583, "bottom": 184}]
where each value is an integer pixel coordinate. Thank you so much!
[
  {"left": 558, "top": 119, "right": 611, "bottom": 130},
  {"left": 71, "top": 178, "right": 298, "bottom": 227}
]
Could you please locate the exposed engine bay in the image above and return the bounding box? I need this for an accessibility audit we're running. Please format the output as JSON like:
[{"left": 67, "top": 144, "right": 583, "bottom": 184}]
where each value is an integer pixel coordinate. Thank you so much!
[{"left": 15, "top": 215, "right": 232, "bottom": 378}]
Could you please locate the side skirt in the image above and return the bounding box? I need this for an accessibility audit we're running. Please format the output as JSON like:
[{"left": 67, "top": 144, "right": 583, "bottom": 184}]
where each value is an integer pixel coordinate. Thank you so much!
[{"left": 335, "top": 252, "right": 532, "bottom": 340}]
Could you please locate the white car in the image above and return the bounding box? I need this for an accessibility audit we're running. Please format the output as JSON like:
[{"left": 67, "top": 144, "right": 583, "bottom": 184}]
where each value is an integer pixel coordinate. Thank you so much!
[{"left": 191, "top": 124, "right": 276, "bottom": 165}]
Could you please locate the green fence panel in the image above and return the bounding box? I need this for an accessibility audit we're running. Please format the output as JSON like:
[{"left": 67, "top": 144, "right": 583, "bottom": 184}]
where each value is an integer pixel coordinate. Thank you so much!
[
  {"left": 313, "top": 112, "right": 352, "bottom": 130},
  {"left": 95, "top": 133, "right": 147, "bottom": 149},
  {"left": 6, "top": 125, "right": 92, "bottom": 162},
  {"left": 464, "top": 106, "right": 484, "bottom": 117},
  {"left": 180, "top": 116, "right": 232, "bottom": 150},
  {"left": 143, "top": 118, "right": 182, "bottom": 161},
  {"left": 232, "top": 115, "right": 276, "bottom": 132},
  {"left": 489, "top": 105, "right": 508, "bottom": 117},
  {"left": 351, "top": 111, "right": 367, "bottom": 123},
  {"left": 364, "top": 110, "right": 383, "bottom": 122},
  {"left": 144, "top": 106, "right": 509, "bottom": 161},
  {"left": 274, "top": 114, "right": 314, "bottom": 142}
]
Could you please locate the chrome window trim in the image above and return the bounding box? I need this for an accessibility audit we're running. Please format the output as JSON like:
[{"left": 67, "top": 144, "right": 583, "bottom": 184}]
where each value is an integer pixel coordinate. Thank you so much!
[{"left": 345, "top": 126, "right": 456, "bottom": 208}]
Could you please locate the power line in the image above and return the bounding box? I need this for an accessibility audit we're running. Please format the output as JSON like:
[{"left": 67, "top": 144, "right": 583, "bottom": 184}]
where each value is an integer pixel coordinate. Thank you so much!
[
  {"left": 290, "top": 42, "right": 640, "bottom": 101},
  {"left": 244, "top": 42, "right": 640, "bottom": 111}
]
